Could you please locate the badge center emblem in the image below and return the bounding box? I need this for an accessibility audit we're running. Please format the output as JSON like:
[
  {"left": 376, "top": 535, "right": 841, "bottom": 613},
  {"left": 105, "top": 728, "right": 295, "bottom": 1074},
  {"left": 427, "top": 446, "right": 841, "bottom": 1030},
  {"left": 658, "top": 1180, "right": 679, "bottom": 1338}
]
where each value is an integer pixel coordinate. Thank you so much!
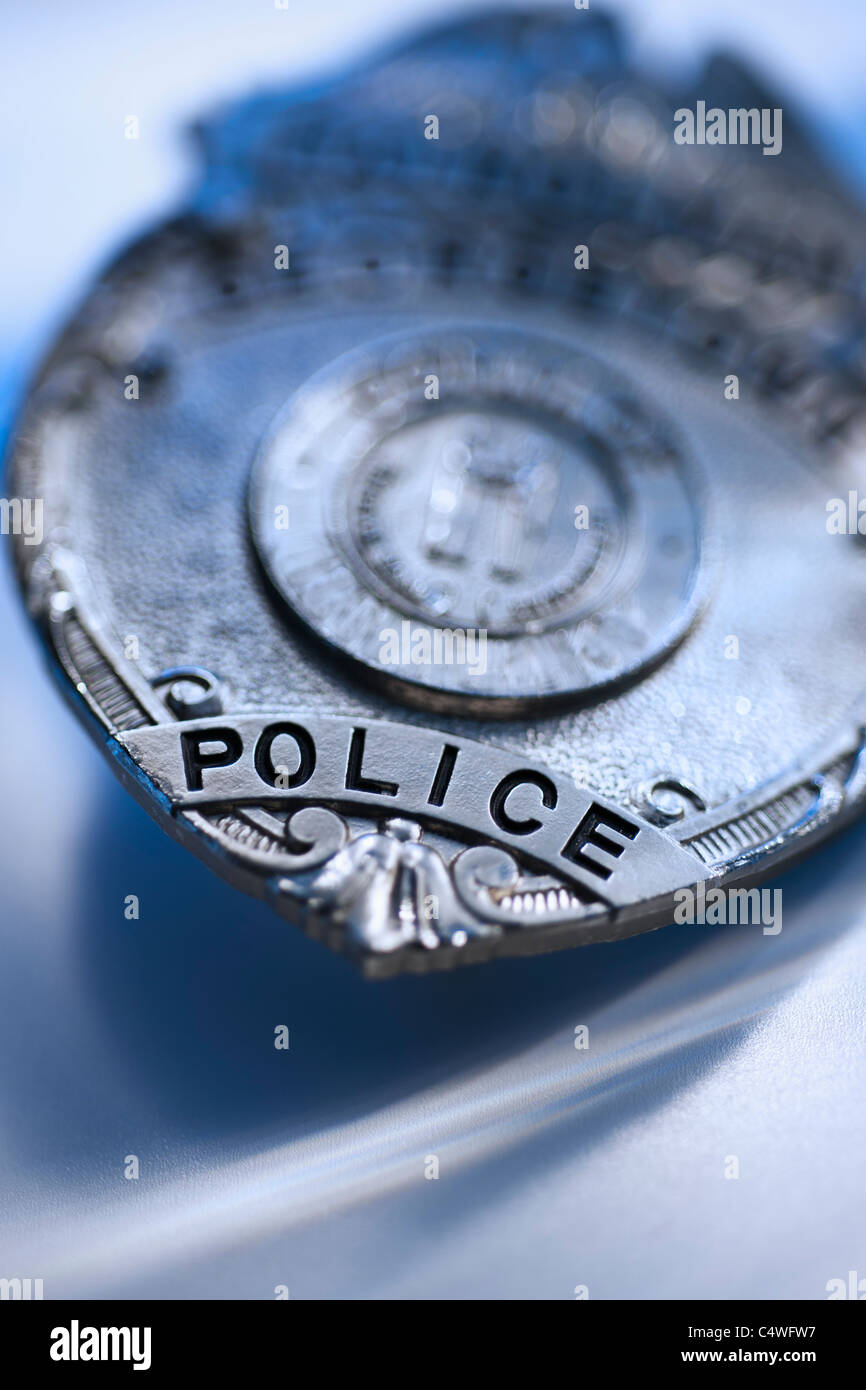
[{"left": 249, "top": 326, "right": 708, "bottom": 712}]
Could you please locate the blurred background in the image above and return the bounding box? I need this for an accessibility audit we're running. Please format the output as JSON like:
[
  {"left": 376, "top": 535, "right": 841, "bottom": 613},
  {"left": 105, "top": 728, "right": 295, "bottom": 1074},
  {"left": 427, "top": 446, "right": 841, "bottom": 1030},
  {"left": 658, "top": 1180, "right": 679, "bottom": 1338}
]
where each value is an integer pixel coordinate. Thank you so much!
[{"left": 1, "top": 0, "right": 865, "bottom": 1299}]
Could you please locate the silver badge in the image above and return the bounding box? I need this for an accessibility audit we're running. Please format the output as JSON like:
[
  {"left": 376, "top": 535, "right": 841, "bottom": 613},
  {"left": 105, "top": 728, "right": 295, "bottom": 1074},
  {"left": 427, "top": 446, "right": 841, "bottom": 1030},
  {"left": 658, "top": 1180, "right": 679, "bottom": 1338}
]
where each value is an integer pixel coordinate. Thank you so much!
[{"left": 8, "top": 10, "right": 866, "bottom": 974}]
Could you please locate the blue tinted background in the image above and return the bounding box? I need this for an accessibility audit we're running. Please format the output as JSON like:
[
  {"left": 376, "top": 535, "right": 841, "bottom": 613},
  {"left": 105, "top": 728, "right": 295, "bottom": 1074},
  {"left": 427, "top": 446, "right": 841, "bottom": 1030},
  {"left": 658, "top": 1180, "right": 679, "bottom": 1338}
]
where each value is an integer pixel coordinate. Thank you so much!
[{"left": 1, "top": 1, "right": 865, "bottom": 1298}]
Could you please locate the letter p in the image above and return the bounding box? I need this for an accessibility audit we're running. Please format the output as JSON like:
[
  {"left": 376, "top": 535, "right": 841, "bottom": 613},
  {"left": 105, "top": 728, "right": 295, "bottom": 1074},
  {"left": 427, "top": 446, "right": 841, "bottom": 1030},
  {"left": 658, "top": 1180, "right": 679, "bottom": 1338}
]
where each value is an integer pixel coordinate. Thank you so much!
[{"left": 180, "top": 727, "right": 243, "bottom": 791}]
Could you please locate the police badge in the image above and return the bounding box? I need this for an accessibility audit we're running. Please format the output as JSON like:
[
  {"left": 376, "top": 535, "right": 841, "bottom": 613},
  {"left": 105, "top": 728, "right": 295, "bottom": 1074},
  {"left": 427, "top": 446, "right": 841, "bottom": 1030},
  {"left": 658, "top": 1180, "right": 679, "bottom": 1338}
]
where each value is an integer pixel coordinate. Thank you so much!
[{"left": 7, "top": 9, "right": 866, "bottom": 975}]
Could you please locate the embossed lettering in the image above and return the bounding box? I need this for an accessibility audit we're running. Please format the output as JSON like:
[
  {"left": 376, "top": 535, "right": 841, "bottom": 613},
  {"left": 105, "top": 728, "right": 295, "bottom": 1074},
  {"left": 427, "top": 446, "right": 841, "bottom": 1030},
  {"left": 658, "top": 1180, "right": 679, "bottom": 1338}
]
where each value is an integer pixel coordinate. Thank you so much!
[
  {"left": 489, "top": 770, "right": 557, "bottom": 835},
  {"left": 561, "top": 803, "right": 639, "bottom": 878},
  {"left": 428, "top": 744, "right": 459, "bottom": 807},
  {"left": 345, "top": 727, "right": 398, "bottom": 796},
  {"left": 180, "top": 727, "right": 243, "bottom": 791},
  {"left": 254, "top": 721, "right": 316, "bottom": 789}
]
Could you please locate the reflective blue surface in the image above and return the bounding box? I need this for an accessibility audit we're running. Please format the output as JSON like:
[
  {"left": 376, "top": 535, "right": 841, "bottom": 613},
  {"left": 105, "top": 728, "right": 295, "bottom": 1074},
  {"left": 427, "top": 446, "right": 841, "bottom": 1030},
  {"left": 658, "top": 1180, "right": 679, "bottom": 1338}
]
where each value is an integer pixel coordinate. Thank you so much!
[{"left": 2, "top": 0, "right": 865, "bottom": 1299}]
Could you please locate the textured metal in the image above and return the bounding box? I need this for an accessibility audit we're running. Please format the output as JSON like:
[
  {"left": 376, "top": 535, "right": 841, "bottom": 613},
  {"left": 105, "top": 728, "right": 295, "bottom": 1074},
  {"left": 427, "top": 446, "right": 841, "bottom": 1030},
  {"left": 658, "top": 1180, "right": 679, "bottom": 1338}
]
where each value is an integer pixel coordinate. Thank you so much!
[
  {"left": 7, "top": 7, "right": 866, "bottom": 974},
  {"left": 249, "top": 325, "right": 707, "bottom": 709}
]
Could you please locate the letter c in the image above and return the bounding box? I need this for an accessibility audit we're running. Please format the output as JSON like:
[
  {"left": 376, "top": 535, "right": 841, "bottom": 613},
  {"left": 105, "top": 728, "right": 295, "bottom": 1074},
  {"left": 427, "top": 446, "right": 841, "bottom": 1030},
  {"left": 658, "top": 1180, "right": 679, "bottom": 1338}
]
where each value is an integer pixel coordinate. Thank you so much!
[{"left": 489, "top": 770, "right": 557, "bottom": 835}]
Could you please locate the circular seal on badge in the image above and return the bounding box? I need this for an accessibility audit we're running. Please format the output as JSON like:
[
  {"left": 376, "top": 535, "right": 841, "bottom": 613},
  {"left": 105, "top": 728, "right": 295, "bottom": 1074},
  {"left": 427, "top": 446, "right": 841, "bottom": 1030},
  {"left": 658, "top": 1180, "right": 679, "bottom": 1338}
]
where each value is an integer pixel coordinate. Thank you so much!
[{"left": 249, "top": 328, "right": 707, "bottom": 709}]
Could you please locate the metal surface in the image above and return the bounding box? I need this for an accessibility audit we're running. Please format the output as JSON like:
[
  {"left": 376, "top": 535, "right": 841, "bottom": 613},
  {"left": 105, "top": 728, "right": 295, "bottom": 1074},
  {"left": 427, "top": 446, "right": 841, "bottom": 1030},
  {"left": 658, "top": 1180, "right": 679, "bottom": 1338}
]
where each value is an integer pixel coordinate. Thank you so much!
[
  {"left": 7, "top": 7, "right": 866, "bottom": 973},
  {"left": 249, "top": 326, "right": 706, "bottom": 706}
]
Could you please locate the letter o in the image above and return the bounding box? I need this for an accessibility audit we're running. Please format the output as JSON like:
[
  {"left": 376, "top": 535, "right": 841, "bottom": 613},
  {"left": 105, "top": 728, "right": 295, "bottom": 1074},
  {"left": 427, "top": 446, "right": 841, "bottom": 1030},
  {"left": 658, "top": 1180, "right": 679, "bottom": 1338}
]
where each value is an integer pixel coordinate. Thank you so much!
[{"left": 254, "top": 722, "right": 316, "bottom": 789}]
